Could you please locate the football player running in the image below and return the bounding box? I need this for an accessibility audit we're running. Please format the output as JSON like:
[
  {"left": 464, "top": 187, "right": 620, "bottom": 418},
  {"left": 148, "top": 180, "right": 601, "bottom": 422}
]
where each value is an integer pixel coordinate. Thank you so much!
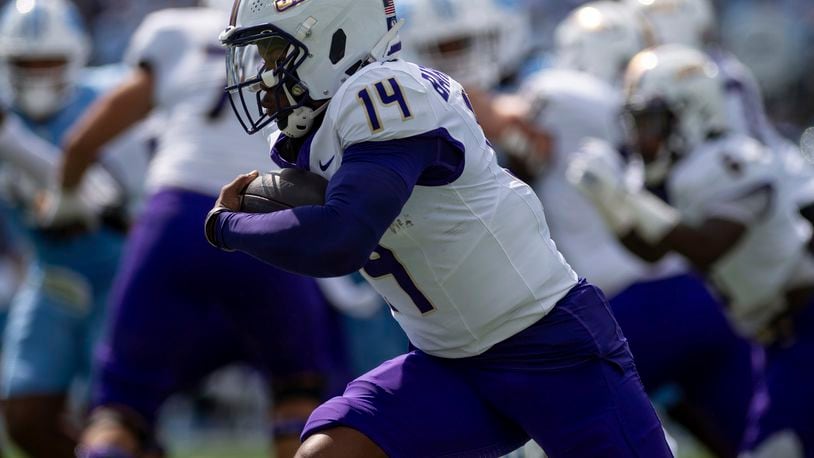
[
  {"left": 50, "top": 2, "right": 346, "bottom": 458},
  {"left": 206, "top": 0, "right": 673, "bottom": 456},
  {"left": 569, "top": 44, "right": 814, "bottom": 457},
  {"left": 0, "top": 1, "right": 149, "bottom": 456}
]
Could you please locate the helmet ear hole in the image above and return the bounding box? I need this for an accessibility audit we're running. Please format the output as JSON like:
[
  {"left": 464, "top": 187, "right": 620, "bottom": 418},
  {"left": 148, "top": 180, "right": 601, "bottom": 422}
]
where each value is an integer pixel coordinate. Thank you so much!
[{"left": 329, "top": 29, "right": 347, "bottom": 64}]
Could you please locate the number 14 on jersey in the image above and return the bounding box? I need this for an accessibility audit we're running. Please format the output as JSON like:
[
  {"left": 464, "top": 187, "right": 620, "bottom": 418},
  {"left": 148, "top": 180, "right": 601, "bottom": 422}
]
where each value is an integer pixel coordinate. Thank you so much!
[{"left": 357, "top": 78, "right": 413, "bottom": 133}]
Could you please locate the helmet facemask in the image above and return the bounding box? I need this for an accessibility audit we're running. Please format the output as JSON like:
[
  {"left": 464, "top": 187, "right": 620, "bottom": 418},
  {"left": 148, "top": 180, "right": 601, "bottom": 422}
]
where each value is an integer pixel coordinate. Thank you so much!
[
  {"left": 624, "top": 97, "right": 679, "bottom": 185},
  {"left": 224, "top": 25, "right": 321, "bottom": 137},
  {"left": 8, "top": 56, "right": 75, "bottom": 120}
]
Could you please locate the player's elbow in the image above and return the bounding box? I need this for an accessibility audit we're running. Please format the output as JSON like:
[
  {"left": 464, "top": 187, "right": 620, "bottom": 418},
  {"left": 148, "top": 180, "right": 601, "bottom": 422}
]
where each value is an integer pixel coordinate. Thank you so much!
[
  {"left": 311, "top": 231, "right": 376, "bottom": 277},
  {"left": 314, "top": 249, "right": 369, "bottom": 277}
]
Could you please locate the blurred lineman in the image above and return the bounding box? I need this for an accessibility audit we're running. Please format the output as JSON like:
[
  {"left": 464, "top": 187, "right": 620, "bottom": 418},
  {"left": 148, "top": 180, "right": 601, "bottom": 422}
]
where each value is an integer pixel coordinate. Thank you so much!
[
  {"left": 207, "top": 0, "right": 672, "bottom": 456},
  {"left": 544, "top": 4, "right": 766, "bottom": 457},
  {"left": 624, "top": 0, "right": 814, "bottom": 208},
  {"left": 50, "top": 2, "right": 346, "bottom": 457},
  {"left": 569, "top": 44, "right": 814, "bottom": 457},
  {"left": 397, "top": 0, "right": 554, "bottom": 176},
  {"left": 0, "top": 1, "right": 149, "bottom": 456}
]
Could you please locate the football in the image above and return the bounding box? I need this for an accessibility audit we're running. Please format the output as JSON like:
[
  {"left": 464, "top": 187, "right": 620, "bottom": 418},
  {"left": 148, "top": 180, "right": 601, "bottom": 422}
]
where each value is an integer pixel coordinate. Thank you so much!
[{"left": 239, "top": 168, "right": 329, "bottom": 213}]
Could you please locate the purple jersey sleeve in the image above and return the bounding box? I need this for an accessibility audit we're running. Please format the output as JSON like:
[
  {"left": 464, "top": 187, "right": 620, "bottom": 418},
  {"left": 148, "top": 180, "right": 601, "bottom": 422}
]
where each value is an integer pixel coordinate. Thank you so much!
[{"left": 213, "top": 133, "right": 463, "bottom": 277}]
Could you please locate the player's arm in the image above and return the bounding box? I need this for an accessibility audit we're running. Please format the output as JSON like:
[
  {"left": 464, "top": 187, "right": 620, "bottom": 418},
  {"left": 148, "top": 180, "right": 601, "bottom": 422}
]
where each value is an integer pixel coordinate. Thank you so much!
[
  {"left": 568, "top": 139, "right": 758, "bottom": 270},
  {"left": 0, "top": 110, "right": 64, "bottom": 185},
  {"left": 619, "top": 218, "right": 746, "bottom": 270},
  {"left": 60, "top": 67, "right": 154, "bottom": 190},
  {"left": 209, "top": 135, "right": 458, "bottom": 277}
]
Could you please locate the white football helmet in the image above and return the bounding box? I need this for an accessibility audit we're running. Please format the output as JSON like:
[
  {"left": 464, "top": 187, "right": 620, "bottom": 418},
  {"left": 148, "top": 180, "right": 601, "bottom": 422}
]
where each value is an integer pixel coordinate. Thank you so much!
[
  {"left": 555, "top": 1, "right": 655, "bottom": 86},
  {"left": 625, "top": 0, "right": 715, "bottom": 50},
  {"left": 0, "top": 0, "right": 90, "bottom": 120},
  {"left": 397, "top": 0, "right": 531, "bottom": 88},
  {"left": 220, "top": 0, "right": 403, "bottom": 137},
  {"left": 624, "top": 44, "right": 727, "bottom": 181}
]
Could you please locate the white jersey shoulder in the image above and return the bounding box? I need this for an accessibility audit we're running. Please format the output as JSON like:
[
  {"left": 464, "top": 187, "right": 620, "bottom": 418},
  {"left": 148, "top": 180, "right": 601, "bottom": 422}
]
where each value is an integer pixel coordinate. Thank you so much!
[
  {"left": 127, "top": 7, "right": 273, "bottom": 197},
  {"left": 311, "top": 60, "right": 578, "bottom": 358},
  {"left": 669, "top": 135, "right": 777, "bottom": 225},
  {"left": 328, "top": 60, "right": 482, "bottom": 149},
  {"left": 669, "top": 134, "right": 810, "bottom": 334}
]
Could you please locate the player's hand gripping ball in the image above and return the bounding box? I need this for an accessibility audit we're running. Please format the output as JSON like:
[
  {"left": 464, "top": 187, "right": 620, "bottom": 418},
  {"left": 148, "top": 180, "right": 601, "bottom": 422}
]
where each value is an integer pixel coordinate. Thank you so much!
[{"left": 205, "top": 169, "right": 328, "bottom": 249}]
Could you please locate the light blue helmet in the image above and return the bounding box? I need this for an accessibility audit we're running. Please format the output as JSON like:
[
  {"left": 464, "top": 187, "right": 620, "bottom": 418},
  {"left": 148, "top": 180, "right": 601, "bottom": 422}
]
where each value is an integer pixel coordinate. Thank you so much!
[{"left": 0, "top": 0, "right": 90, "bottom": 119}]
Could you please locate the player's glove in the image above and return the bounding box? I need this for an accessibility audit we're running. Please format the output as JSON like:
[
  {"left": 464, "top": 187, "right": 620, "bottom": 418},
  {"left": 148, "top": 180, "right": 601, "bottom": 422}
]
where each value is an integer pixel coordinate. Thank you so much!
[
  {"left": 36, "top": 187, "right": 98, "bottom": 235},
  {"left": 567, "top": 139, "right": 680, "bottom": 244}
]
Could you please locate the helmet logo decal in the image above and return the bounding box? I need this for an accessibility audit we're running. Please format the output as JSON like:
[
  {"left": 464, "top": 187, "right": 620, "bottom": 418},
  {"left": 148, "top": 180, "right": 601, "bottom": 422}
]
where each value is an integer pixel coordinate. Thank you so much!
[{"left": 275, "top": 0, "right": 308, "bottom": 12}]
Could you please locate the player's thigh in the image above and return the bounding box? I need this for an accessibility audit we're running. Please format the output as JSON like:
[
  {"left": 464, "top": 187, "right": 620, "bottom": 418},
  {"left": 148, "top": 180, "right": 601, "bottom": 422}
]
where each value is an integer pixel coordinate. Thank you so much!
[
  {"left": 2, "top": 267, "right": 88, "bottom": 397},
  {"left": 93, "top": 193, "right": 243, "bottom": 422},
  {"left": 219, "top": 257, "right": 347, "bottom": 387},
  {"left": 468, "top": 281, "right": 671, "bottom": 458},
  {"left": 757, "top": 305, "right": 814, "bottom": 455},
  {"left": 611, "top": 274, "right": 763, "bottom": 448},
  {"left": 302, "top": 351, "right": 529, "bottom": 458},
  {"left": 610, "top": 273, "right": 737, "bottom": 388}
]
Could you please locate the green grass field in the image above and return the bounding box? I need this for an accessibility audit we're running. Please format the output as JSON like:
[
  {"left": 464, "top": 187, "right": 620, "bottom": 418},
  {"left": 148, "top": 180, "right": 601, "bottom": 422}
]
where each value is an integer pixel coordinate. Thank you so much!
[{"left": 5, "top": 443, "right": 268, "bottom": 458}]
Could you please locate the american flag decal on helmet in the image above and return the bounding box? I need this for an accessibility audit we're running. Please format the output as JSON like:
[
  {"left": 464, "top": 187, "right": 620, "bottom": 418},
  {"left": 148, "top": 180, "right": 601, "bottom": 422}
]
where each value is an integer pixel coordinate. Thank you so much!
[
  {"left": 384, "top": 0, "right": 397, "bottom": 29},
  {"left": 383, "top": 0, "right": 396, "bottom": 15}
]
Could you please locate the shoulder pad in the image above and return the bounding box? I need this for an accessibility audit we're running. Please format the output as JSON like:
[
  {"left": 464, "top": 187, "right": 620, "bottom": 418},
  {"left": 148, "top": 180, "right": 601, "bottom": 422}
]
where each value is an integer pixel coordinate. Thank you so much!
[{"left": 330, "top": 62, "right": 448, "bottom": 149}]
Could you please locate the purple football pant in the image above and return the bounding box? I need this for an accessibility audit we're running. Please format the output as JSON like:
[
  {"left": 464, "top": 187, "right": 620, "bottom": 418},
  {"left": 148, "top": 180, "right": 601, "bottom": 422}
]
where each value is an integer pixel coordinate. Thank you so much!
[
  {"left": 303, "top": 280, "right": 673, "bottom": 457},
  {"left": 93, "top": 188, "right": 345, "bottom": 425},
  {"left": 610, "top": 273, "right": 765, "bottom": 453},
  {"left": 756, "top": 299, "right": 814, "bottom": 457}
]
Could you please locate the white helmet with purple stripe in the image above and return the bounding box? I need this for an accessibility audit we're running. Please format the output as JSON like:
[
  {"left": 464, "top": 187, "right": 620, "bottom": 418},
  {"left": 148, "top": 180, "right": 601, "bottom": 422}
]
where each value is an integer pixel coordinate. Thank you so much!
[{"left": 220, "top": 0, "right": 404, "bottom": 138}]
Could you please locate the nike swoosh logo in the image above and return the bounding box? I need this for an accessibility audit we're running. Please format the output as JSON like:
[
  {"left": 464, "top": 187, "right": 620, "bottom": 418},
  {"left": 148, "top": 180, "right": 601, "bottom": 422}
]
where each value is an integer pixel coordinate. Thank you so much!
[{"left": 319, "top": 156, "right": 335, "bottom": 172}]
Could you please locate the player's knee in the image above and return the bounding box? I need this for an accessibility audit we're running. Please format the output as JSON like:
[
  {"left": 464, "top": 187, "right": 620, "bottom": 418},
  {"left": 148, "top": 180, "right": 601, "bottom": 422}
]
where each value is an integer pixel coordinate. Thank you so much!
[
  {"left": 295, "top": 433, "right": 333, "bottom": 458},
  {"left": 295, "top": 427, "right": 386, "bottom": 458},
  {"left": 79, "top": 407, "right": 149, "bottom": 456}
]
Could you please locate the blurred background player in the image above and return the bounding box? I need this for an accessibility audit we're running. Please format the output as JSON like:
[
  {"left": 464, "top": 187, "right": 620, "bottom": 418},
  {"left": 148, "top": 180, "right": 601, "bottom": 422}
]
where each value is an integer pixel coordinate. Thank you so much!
[
  {"left": 553, "top": 1, "right": 654, "bottom": 88},
  {"left": 0, "top": 0, "right": 150, "bottom": 456},
  {"left": 624, "top": 0, "right": 814, "bottom": 209},
  {"left": 48, "top": 1, "right": 348, "bottom": 457},
  {"left": 569, "top": 44, "right": 814, "bottom": 457},
  {"left": 400, "top": 1, "right": 764, "bottom": 456},
  {"left": 397, "top": 0, "right": 554, "bottom": 178}
]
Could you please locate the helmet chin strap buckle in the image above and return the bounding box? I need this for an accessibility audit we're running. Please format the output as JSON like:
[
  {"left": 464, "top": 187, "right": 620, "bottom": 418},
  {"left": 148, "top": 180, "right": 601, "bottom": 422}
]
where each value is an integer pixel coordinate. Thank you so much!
[{"left": 280, "top": 83, "right": 328, "bottom": 138}]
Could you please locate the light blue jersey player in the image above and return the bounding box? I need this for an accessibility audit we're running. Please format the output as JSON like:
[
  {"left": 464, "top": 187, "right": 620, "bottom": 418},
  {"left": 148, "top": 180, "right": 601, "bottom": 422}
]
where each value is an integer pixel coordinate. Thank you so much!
[
  {"left": 206, "top": 0, "right": 673, "bottom": 456},
  {"left": 0, "top": 1, "right": 147, "bottom": 456}
]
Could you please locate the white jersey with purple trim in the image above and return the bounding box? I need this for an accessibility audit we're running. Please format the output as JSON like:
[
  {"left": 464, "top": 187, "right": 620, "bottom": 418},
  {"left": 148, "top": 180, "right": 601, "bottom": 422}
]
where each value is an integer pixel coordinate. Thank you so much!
[
  {"left": 711, "top": 48, "right": 814, "bottom": 206},
  {"left": 667, "top": 134, "right": 812, "bottom": 335},
  {"left": 307, "top": 60, "right": 579, "bottom": 358},
  {"left": 126, "top": 8, "right": 273, "bottom": 197},
  {"left": 521, "top": 69, "right": 685, "bottom": 296}
]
